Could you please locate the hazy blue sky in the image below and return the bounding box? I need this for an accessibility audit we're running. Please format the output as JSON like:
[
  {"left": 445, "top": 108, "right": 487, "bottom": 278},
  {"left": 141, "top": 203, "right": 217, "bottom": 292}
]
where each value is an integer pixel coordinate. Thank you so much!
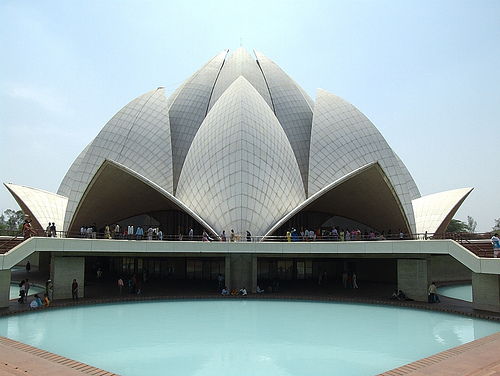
[{"left": 1, "top": 1, "right": 498, "bottom": 231}]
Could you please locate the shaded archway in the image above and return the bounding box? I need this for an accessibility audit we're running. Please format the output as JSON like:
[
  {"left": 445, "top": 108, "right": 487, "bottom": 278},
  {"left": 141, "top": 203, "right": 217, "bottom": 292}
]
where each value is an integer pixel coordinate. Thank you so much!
[
  {"left": 68, "top": 159, "right": 218, "bottom": 238},
  {"left": 265, "top": 162, "right": 411, "bottom": 239}
]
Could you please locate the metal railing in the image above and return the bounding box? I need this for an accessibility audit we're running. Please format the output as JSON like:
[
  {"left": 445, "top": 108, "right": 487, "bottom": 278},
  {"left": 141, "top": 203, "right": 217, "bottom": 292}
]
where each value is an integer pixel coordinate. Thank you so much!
[{"left": 2, "top": 230, "right": 496, "bottom": 243}]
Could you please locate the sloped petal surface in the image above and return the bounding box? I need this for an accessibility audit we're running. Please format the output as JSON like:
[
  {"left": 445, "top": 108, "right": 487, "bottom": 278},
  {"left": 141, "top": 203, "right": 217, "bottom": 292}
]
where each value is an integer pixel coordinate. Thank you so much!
[
  {"left": 413, "top": 187, "right": 473, "bottom": 235},
  {"left": 168, "top": 50, "right": 227, "bottom": 193},
  {"left": 176, "top": 76, "right": 305, "bottom": 236},
  {"left": 57, "top": 142, "right": 91, "bottom": 198},
  {"left": 309, "top": 88, "right": 418, "bottom": 232},
  {"left": 63, "top": 88, "right": 172, "bottom": 229},
  {"left": 5, "top": 183, "right": 67, "bottom": 233},
  {"left": 208, "top": 47, "right": 272, "bottom": 112},
  {"left": 254, "top": 49, "right": 314, "bottom": 193}
]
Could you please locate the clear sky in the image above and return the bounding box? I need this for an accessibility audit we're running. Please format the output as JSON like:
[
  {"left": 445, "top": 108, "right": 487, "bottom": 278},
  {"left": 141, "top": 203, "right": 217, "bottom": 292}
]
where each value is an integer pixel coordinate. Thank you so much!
[{"left": 1, "top": 0, "right": 498, "bottom": 232}]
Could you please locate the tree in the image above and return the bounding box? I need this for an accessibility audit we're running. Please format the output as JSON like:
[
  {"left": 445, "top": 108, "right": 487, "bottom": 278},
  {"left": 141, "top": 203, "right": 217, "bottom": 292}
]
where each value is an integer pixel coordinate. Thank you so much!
[
  {"left": 446, "top": 219, "right": 468, "bottom": 233},
  {"left": 466, "top": 215, "right": 477, "bottom": 233},
  {"left": 0, "top": 209, "right": 24, "bottom": 231},
  {"left": 493, "top": 218, "right": 500, "bottom": 232}
]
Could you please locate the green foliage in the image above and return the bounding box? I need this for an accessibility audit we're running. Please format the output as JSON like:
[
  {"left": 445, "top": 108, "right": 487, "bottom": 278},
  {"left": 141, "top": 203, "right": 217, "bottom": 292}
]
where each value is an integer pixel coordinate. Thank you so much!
[
  {"left": 493, "top": 218, "right": 500, "bottom": 232},
  {"left": 446, "top": 218, "right": 468, "bottom": 233},
  {"left": 0, "top": 209, "right": 24, "bottom": 231},
  {"left": 466, "top": 215, "right": 477, "bottom": 233}
]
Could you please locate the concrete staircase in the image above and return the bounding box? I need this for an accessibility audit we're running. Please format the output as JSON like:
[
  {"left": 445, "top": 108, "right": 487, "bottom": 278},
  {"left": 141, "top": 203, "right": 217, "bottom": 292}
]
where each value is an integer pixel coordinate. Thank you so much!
[
  {"left": 461, "top": 241, "right": 494, "bottom": 258},
  {"left": 0, "top": 236, "right": 24, "bottom": 255}
]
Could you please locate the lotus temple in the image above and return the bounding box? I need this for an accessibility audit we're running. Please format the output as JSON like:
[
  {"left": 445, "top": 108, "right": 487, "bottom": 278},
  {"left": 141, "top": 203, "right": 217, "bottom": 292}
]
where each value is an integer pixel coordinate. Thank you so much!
[{"left": 2, "top": 48, "right": 499, "bottom": 313}]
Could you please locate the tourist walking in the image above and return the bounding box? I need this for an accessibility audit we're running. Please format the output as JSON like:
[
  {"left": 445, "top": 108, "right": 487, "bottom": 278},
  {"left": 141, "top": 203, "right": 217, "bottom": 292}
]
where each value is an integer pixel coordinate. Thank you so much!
[
  {"left": 491, "top": 233, "right": 500, "bottom": 258},
  {"left": 97, "top": 268, "right": 102, "bottom": 284},
  {"left": 18, "top": 280, "right": 26, "bottom": 303},
  {"left": 217, "top": 274, "right": 225, "bottom": 292},
  {"left": 428, "top": 282, "right": 439, "bottom": 303},
  {"left": 118, "top": 278, "right": 124, "bottom": 295},
  {"left": 46, "top": 279, "right": 53, "bottom": 301},
  {"left": 72, "top": 279, "right": 79, "bottom": 301}
]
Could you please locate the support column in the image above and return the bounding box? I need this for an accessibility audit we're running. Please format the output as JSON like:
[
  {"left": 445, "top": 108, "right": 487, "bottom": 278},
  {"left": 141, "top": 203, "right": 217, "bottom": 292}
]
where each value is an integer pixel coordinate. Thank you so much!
[
  {"left": 397, "top": 258, "right": 429, "bottom": 302},
  {"left": 472, "top": 272, "right": 500, "bottom": 313},
  {"left": 50, "top": 256, "right": 85, "bottom": 300},
  {"left": 251, "top": 254, "right": 258, "bottom": 293},
  {"left": 228, "top": 253, "right": 254, "bottom": 291},
  {"left": 38, "top": 252, "right": 51, "bottom": 273},
  {"left": 0, "top": 269, "right": 12, "bottom": 308},
  {"left": 224, "top": 255, "right": 231, "bottom": 292}
]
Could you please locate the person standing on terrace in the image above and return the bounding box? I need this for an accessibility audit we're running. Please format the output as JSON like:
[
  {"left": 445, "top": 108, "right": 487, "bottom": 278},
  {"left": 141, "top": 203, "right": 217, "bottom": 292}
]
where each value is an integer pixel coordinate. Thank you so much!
[
  {"left": 491, "top": 233, "right": 500, "bottom": 258},
  {"left": 23, "top": 219, "right": 35, "bottom": 240}
]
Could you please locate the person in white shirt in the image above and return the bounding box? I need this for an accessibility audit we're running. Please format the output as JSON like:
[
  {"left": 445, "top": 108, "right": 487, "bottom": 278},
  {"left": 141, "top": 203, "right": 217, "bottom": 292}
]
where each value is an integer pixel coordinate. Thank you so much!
[
  {"left": 30, "top": 294, "right": 42, "bottom": 308},
  {"left": 491, "top": 233, "right": 500, "bottom": 258}
]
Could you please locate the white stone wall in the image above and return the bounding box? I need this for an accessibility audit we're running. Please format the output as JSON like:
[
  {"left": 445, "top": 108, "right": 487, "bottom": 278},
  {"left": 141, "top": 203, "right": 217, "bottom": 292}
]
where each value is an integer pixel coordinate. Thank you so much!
[
  {"left": 430, "top": 255, "right": 471, "bottom": 282},
  {"left": 397, "top": 258, "right": 429, "bottom": 302},
  {"left": 472, "top": 273, "right": 500, "bottom": 312},
  {"left": 50, "top": 256, "right": 85, "bottom": 301},
  {"left": 0, "top": 269, "right": 12, "bottom": 308}
]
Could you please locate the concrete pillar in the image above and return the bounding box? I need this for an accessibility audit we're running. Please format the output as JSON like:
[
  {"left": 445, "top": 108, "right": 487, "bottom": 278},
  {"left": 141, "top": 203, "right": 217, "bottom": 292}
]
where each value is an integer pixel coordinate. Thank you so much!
[
  {"left": 0, "top": 269, "right": 12, "bottom": 308},
  {"left": 224, "top": 255, "right": 231, "bottom": 292},
  {"left": 472, "top": 273, "right": 500, "bottom": 313},
  {"left": 251, "top": 254, "right": 258, "bottom": 293},
  {"left": 228, "top": 253, "right": 253, "bottom": 291},
  {"left": 50, "top": 256, "right": 85, "bottom": 300},
  {"left": 38, "top": 252, "right": 51, "bottom": 273},
  {"left": 397, "top": 258, "right": 429, "bottom": 302}
]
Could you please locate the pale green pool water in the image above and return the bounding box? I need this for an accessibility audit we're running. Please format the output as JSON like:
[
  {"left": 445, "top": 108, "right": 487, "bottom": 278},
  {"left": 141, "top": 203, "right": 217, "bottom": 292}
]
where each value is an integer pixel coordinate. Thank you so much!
[
  {"left": 0, "top": 300, "right": 498, "bottom": 375},
  {"left": 438, "top": 284, "right": 472, "bottom": 302},
  {"left": 9, "top": 283, "right": 45, "bottom": 300}
]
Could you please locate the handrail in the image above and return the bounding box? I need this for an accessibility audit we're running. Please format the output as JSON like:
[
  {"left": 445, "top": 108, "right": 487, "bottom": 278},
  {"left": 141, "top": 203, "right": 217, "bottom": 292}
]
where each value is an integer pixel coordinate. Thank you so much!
[
  {"left": 1, "top": 230, "right": 496, "bottom": 245},
  {"left": 0, "top": 232, "right": 24, "bottom": 253},
  {"left": 448, "top": 232, "right": 493, "bottom": 256}
]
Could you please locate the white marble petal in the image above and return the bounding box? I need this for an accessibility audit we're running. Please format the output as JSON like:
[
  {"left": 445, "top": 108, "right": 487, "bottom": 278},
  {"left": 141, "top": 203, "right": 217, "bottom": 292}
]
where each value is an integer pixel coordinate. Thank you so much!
[{"left": 177, "top": 76, "right": 305, "bottom": 236}]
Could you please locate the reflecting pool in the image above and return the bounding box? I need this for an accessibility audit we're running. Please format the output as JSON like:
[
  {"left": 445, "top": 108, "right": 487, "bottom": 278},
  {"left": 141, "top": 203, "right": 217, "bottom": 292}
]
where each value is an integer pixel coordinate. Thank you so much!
[
  {"left": 0, "top": 300, "right": 498, "bottom": 375},
  {"left": 9, "top": 283, "right": 45, "bottom": 300},
  {"left": 438, "top": 284, "right": 473, "bottom": 302}
]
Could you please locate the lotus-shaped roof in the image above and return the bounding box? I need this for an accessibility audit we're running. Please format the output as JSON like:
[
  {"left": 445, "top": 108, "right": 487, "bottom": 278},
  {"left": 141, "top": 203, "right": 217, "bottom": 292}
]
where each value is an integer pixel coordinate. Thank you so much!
[{"left": 4, "top": 48, "right": 472, "bottom": 239}]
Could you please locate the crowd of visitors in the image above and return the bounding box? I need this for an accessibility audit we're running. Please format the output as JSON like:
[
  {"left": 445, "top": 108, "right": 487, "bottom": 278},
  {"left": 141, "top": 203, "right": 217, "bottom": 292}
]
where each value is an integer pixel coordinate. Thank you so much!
[
  {"left": 26, "top": 219, "right": 437, "bottom": 243},
  {"left": 17, "top": 277, "right": 51, "bottom": 308},
  {"left": 285, "top": 227, "right": 409, "bottom": 242}
]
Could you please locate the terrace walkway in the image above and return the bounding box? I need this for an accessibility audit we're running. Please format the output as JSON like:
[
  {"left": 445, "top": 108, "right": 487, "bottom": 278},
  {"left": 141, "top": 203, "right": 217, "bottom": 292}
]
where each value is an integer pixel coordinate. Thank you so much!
[{"left": 2, "top": 237, "right": 499, "bottom": 275}]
